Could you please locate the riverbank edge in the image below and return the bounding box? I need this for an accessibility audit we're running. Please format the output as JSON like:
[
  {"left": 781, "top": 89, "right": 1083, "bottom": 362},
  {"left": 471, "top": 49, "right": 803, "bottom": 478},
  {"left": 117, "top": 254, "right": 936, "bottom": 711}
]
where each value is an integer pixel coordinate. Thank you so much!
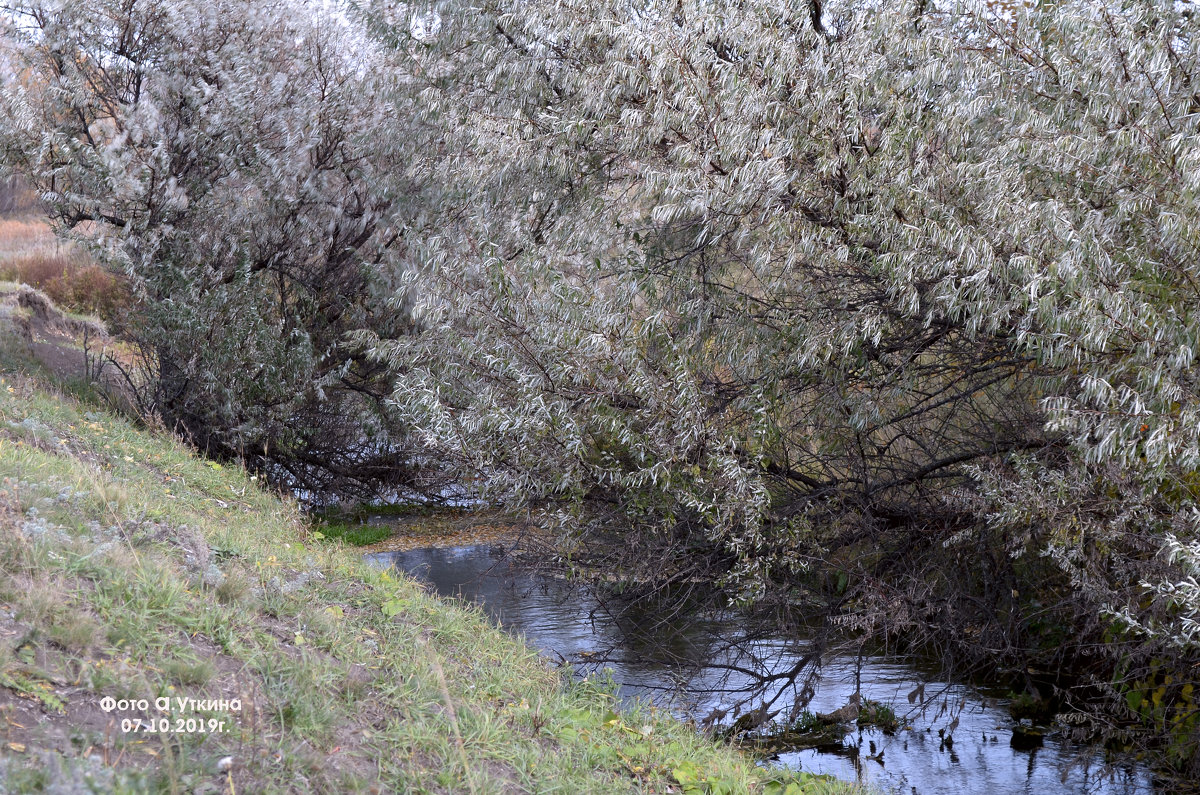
[{"left": 0, "top": 320, "right": 858, "bottom": 792}]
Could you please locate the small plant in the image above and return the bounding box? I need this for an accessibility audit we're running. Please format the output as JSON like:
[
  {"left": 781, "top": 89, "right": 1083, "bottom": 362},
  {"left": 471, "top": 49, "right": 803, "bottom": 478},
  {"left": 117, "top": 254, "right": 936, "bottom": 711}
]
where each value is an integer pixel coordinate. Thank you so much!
[
  {"left": 163, "top": 655, "right": 214, "bottom": 687},
  {"left": 856, "top": 700, "right": 898, "bottom": 734},
  {"left": 788, "top": 711, "right": 851, "bottom": 746},
  {"left": 45, "top": 613, "right": 97, "bottom": 653},
  {"left": 0, "top": 663, "right": 67, "bottom": 714},
  {"left": 15, "top": 579, "right": 66, "bottom": 626},
  {"left": 213, "top": 571, "right": 248, "bottom": 605},
  {"left": 733, "top": 711, "right": 849, "bottom": 752}
]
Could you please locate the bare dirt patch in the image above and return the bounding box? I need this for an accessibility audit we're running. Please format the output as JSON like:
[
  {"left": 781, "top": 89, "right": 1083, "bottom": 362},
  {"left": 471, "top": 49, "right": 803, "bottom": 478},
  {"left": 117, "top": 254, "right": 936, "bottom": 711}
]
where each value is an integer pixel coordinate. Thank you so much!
[
  {"left": 0, "top": 284, "right": 104, "bottom": 374},
  {"left": 0, "top": 284, "right": 137, "bottom": 411}
]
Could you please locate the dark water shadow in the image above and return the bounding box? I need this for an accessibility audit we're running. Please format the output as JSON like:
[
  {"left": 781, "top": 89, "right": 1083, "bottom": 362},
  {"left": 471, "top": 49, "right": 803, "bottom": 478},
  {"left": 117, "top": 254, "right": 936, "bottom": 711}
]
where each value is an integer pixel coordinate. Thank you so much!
[{"left": 368, "top": 544, "right": 1156, "bottom": 795}]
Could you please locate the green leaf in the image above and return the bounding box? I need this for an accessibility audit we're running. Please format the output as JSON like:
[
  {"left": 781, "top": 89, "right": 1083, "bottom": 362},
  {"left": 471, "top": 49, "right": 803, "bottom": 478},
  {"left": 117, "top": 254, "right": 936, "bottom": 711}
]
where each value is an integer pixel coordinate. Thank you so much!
[
  {"left": 381, "top": 598, "right": 408, "bottom": 618},
  {"left": 671, "top": 760, "right": 701, "bottom": 786}
]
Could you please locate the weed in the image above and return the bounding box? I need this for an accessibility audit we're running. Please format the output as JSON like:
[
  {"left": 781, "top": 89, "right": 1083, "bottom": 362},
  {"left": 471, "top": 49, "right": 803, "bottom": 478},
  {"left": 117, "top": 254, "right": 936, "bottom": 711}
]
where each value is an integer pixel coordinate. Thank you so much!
[
  {"left": 0, "top": 764, "right": 49, "bottom": 792},
  {"left": 45, "top": 612, "right": 98, "bottom": 652},
  {"left": 213, "top": 571, "right": 248, "bottom": 605},
  {"left": 163, "top": 655, "right": 214, "bottom": 687},
  {"left": 0, "top": 664, "right": 67, "bottom": 714},
  {"left": 15, "top": 577, "right": 66, "bottom": 626},
  {"left": 856, "top": 699, "right": 899, "bottom": 734},
  {"left": 788, "top": 711, "right": 851, "bottom": 747}
]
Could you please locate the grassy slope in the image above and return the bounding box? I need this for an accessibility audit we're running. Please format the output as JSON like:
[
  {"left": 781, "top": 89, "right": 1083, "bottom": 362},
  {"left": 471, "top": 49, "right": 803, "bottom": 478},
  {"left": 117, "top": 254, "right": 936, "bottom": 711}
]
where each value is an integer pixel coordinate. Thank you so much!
[{"left": 0, "top": 334, "right": 854, "bottom": 793}]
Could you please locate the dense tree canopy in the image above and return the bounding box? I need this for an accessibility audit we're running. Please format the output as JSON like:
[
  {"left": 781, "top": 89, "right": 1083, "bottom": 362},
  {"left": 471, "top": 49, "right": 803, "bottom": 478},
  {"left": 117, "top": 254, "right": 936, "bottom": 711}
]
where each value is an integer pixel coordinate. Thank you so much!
[
  {"left": 368, "top": 0, "right": 1200, "bottom": 772},
  {"left": 0, "top": 0, "right": 430, "bottom": 498}
]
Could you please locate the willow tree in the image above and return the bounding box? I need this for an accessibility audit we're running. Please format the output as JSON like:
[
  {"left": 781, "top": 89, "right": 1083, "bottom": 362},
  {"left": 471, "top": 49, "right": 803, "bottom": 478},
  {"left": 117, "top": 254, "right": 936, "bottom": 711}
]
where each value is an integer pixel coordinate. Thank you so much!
[
  {"left": 372, "top": 0, "right": 1200, "bottom": 771},
  {"left": 0, "top": 0, "right": 430, "bottom": 498}
]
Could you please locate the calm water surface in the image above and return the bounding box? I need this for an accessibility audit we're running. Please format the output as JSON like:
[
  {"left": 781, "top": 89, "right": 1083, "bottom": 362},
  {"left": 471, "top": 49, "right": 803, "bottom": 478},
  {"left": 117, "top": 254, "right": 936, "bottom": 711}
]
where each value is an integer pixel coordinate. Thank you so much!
[{"left": 367, "top": 544, "right": 1155, "bottom": 795}]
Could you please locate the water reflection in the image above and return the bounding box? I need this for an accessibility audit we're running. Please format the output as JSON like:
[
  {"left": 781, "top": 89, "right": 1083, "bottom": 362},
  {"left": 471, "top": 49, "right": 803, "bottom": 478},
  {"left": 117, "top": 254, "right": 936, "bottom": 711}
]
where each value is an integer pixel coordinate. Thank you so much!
[{"left": 368, "top": 544, "right": 1154, "bottom": 795}]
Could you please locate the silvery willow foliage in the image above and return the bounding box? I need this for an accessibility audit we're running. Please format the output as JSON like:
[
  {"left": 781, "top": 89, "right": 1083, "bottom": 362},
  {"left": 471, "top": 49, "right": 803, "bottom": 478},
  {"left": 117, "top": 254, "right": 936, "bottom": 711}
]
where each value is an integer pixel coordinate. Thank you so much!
[
  {"left": 0, "top": 0, "right": 424, "bottom": 498},
  {"left": 371, "top": 0, "right": 1200, "bottom": 764}
]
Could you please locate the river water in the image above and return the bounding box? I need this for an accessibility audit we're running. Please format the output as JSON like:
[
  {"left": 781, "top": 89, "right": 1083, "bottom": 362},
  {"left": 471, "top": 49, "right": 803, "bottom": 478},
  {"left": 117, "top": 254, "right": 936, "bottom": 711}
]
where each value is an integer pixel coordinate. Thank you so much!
[{"left": 367, "top": 543, "right": 1157, "bottom": 794}]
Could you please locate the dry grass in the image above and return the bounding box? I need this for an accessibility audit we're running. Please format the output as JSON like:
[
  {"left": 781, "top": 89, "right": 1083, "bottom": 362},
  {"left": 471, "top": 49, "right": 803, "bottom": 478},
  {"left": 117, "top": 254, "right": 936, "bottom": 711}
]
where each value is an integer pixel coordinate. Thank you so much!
[
  {"left": 0, "top": 216, "right": 128, "bottom": 320},
  {"left": 0, "top": 218, "right": 53, "bottom": 256}
]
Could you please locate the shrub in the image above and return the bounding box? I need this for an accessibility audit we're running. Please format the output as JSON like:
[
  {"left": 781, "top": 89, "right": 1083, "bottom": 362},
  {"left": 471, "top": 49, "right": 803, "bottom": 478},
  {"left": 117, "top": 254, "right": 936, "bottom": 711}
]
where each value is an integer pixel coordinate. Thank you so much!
[{"left": 0, "top": 252, "right": 128, "bottom": 320}]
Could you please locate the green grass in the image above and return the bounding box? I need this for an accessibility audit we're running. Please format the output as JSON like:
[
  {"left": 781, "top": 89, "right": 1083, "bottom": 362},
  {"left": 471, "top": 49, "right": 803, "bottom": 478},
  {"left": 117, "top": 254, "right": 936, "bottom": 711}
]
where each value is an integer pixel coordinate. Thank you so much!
[
  {"left": 314, "top": 520, "right": 394, "bottom": 547},
  {"left": 0, "top": 327, "right": 862, "bottom": 793}
]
